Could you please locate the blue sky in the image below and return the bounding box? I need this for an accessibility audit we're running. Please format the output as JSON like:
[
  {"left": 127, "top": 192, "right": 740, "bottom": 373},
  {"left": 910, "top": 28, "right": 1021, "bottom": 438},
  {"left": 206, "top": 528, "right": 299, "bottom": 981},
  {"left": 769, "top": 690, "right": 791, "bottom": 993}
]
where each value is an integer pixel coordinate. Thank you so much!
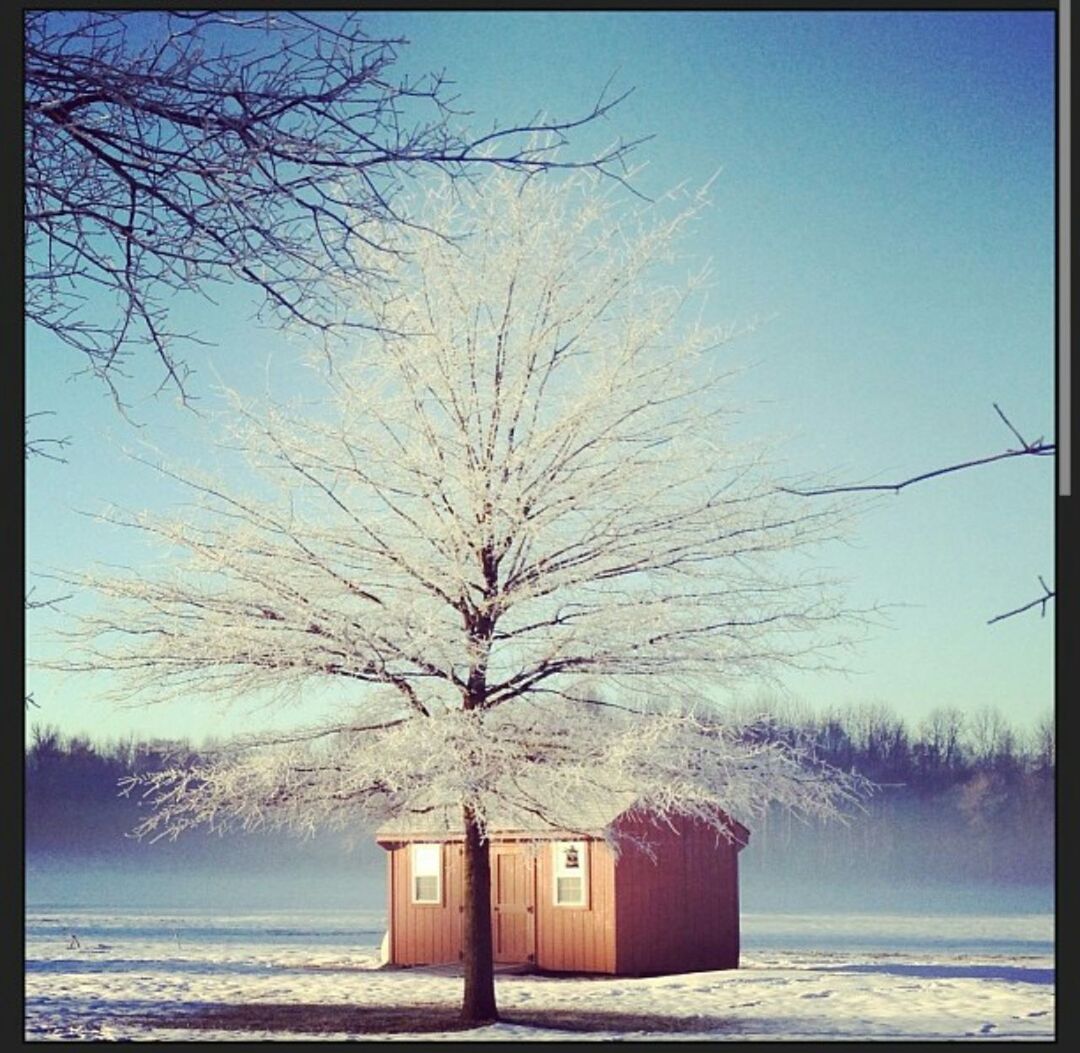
[{"left": 25, "top": 10, "right": 1055, "bottom": 744}]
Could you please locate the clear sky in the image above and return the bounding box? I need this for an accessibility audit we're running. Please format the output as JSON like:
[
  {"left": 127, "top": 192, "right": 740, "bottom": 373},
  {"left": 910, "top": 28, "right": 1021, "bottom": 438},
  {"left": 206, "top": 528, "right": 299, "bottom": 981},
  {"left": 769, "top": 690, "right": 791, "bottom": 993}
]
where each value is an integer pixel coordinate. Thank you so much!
[{"left": 25, "top": 10, "right": 1056, "bottom": 745}]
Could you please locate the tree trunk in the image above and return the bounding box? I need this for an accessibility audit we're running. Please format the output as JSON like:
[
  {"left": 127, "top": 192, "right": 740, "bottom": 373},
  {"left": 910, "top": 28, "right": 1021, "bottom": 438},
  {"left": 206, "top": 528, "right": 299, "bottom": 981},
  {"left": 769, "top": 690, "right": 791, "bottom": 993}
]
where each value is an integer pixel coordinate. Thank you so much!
[{"left": 460, "top": 802, "right": 498, "bottom": 1024}]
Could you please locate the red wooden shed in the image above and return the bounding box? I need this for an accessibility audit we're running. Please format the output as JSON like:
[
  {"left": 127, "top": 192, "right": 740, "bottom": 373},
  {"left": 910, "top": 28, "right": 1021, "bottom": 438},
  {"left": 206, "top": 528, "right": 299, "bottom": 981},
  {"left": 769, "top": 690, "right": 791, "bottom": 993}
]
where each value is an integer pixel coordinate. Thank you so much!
[{"left": 375, "top": 798, "right": 749, "bottom": 976}]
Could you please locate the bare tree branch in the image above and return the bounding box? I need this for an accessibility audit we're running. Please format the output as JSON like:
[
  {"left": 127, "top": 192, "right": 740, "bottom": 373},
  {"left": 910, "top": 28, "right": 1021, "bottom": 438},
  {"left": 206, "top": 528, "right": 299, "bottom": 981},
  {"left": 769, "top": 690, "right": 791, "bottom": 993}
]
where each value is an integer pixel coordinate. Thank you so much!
[
  {"left": 25, "top": 412, "right": 72, "bottom": 463},
  {"left": 25, "top": 586, "right": 73, "bottom": 709},
  {"left": 778, "top": 403, "right": 1054, "bottom": 625},
  {"left": 24, "top": 10, "right": 648, "bottom": 427},
  {"left": 25, "top": 587, "right": 74, "bottom": 613},
  {"left": 778, "top": 403, "right": 1053, "bottom": 497},
  {"left": 987, "top": 576, "right": 1055, "bottom": 625}
]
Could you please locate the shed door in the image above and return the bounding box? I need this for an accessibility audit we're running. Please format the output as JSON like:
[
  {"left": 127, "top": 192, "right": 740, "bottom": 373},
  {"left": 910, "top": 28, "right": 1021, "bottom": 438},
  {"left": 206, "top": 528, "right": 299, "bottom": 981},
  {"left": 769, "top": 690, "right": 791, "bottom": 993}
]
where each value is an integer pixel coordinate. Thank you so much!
[{"left": 491, "top": 846, "right": 535, "bottom": 963}]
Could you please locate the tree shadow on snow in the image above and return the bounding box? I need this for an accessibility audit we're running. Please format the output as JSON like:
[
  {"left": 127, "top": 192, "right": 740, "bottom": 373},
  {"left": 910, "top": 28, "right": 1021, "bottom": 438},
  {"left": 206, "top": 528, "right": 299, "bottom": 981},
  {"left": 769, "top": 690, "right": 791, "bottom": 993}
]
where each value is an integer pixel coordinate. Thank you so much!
[{"left": 144, "top": 1003, "right": 765, "bottom": 1036}]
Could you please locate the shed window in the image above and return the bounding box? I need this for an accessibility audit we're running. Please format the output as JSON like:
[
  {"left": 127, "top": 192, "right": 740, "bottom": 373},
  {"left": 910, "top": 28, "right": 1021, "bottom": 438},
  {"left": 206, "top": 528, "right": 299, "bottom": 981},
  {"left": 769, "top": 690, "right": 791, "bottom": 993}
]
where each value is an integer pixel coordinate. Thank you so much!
[
  {"left": 553, "top": 840, "right": 588, "bottom": 907},
  {"left": 411, "top": 843, "right": 442, "bottom": 904}
]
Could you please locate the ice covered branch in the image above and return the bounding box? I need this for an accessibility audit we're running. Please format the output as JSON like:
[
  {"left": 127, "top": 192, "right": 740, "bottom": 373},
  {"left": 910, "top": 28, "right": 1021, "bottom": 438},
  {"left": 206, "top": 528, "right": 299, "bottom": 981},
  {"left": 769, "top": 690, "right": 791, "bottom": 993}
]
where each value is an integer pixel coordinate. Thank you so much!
[{"left": 120, "top": 705, "right": 870, "bottom": 846}]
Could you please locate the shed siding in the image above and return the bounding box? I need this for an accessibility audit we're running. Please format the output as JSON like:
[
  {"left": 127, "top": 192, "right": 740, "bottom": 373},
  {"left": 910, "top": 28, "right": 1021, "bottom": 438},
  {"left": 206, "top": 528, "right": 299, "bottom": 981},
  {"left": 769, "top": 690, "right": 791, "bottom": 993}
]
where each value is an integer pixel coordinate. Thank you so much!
[
  {"left": 381, "top": 814, "right": 742, "bottom": 976},
  {"left": 613, "top": 815, "right": 741, "bottom": 976},
  {"left": 534, "top": 840, "right": 617, "bottom": 973},
  {"left": 386, "top": 842, "right": 464, "bottom": 966}
]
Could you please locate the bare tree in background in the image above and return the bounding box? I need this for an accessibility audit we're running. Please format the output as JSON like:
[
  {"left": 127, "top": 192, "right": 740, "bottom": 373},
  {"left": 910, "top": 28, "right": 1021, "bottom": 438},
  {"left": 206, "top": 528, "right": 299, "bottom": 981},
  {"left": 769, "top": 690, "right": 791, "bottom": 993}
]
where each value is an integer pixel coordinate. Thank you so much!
[
  {"left": 25, "top": 9, "right": 644, "bottom": 426},
  {"left": 1030, "top": 712, "right": 1055, "bottom": 774},
  {"left": 43, "top": 171, "right": 867, "bottom": 1025},
  {"left": 967, "top": 706, "right": 1011, "bottom": 769},
  {"left": 914, "top": 707, "right": 967, "bottom": 788}
]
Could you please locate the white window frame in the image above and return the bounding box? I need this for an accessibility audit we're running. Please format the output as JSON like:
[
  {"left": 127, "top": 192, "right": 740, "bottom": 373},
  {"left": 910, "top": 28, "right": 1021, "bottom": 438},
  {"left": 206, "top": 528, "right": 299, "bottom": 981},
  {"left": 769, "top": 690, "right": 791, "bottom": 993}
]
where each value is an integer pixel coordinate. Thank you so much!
[
  {"left": 410, "top": 842, "right": 442, "bottom": 905},
  {"left": 552, "top": 840, "right": 589, "bottom": 908}
]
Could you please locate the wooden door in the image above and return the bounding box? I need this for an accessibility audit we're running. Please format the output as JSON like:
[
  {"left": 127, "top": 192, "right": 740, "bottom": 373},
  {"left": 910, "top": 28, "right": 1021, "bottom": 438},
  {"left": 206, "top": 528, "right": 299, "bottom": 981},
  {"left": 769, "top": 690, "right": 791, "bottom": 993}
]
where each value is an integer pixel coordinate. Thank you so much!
[{"left": 491, "top": 846, "right": 535, "bottom": 963}]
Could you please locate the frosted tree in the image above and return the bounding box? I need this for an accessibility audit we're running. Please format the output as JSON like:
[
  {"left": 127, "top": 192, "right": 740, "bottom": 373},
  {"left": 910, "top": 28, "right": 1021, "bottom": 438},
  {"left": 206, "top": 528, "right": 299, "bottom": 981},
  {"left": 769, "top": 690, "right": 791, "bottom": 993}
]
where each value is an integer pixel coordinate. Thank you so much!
[{"left": 44, "top": 171, "right": 867, "bottom": 1025}]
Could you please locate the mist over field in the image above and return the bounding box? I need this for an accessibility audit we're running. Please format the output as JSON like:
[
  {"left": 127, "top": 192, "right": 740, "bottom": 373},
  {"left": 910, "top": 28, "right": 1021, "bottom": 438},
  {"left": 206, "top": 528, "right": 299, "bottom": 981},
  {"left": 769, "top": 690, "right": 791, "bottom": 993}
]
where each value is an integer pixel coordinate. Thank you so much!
[
  {"left": 25, "top": 838, "right": 1053, "bottom": 925},
  {"left": 26, "top": 705, "right": 1053, "bottom": 920},
  {"left": 25, "top": 817, "right": 1052, "bottom": 920}
]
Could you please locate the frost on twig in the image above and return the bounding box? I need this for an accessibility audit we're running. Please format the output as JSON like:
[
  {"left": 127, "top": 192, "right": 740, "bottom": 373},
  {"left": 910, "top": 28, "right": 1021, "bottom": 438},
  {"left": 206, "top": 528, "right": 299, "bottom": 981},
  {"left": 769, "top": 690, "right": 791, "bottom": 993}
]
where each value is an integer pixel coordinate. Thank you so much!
[{"left": 120, "top": 703, "right": 870, "bottom": 849}]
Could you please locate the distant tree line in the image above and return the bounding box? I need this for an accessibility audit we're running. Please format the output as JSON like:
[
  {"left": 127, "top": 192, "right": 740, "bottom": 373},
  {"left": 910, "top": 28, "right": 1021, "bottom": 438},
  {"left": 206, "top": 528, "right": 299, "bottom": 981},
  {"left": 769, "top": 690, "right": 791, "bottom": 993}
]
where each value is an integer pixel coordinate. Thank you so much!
[
  {"left": 24, "top": 727, "right": 366, "bottom": 866},
  {"left": 735, "top": 702, "right": 1054, "bottom": 887},
  {"left": 26, "top": 702, "right": 1053, "bottom": 885},
  {"left": 26, "top": 728, "right": 196, "bottom": 858},
  {"left": 735, "top": 701, "right": 1054, "bottom": 791}
]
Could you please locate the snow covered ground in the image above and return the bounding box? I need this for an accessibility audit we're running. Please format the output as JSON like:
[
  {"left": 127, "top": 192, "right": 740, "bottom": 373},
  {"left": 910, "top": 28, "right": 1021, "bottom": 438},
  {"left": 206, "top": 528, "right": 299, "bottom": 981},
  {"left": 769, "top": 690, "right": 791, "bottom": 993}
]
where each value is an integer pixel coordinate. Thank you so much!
[{"left": 24, "top": 907, "right": 1054, "bottom": 1041}]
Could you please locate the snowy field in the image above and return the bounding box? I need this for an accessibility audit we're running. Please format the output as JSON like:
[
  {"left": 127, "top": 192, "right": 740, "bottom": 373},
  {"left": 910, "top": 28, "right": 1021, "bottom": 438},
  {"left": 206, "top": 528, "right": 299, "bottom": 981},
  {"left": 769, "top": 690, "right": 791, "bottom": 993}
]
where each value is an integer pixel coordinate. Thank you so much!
[{"left": 25, "top": 907, "right": 1054, "bottom": 1041}]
